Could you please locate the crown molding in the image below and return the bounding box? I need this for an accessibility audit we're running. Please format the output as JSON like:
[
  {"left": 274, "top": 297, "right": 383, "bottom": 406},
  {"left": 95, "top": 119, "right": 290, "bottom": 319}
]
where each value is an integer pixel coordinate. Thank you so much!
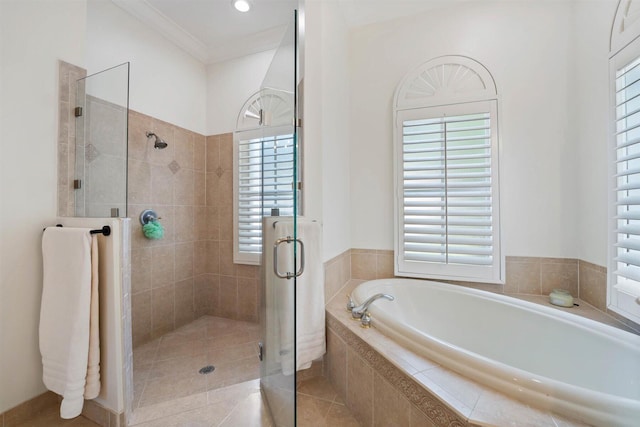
[
  {"left": 206, "top": 25, "right": 286, "bottom": 64},
  {"left": 111, "top": 0, "right": 209, "bottom": 63}
]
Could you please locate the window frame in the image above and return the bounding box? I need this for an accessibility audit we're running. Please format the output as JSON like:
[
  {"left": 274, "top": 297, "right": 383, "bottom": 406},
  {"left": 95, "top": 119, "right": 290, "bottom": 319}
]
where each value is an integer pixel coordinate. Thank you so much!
[{"left": 394, "top": 99, "right": 503, "bottom": 283}]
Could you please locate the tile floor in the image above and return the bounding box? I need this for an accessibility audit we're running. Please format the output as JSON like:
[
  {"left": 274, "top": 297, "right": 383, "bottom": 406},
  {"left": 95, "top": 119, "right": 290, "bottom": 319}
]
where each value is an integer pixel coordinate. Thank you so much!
[
  {"left": 133, "top": 316, "right": 261, "bottom": 409},
  {"left": 13, "top": 315, "right": 359, "bottom": 426},
  {"left": 12, "top": 407, "right": 100, "bottom": 427},
  {"left": 296, "top": 376, "right": 360, "bottom": 427}
]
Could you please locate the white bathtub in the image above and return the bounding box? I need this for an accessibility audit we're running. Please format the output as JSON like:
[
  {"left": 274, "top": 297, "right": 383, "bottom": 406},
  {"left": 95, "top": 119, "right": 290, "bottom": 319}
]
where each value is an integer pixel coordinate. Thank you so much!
[{"left": 351, "top": 278, "right": 640, "bottom": 426}]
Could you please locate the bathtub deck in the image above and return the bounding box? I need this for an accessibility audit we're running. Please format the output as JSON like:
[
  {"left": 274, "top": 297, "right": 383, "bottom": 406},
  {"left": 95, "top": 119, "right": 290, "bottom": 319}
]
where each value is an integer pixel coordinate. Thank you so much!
[{"left": 325, "top": 279, "right": 597, "bottom": 427}]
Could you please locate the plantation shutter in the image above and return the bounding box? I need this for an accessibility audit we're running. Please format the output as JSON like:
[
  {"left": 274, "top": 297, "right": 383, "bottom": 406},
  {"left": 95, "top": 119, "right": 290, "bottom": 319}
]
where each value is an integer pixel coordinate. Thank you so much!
[
  {"left": 612, "top": 55, "right": 640, "bottom": 300},
  {"left": 396, "top": 101, "right": 501, "bottom": 282},
  {"left": 235, "top": 132, "right": 295, "bottom": 264}
]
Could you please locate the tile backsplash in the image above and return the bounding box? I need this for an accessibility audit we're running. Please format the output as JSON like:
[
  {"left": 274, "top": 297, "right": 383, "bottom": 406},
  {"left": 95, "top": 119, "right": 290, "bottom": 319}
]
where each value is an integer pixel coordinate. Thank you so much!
[{"left": 328, "top": 249, "right": 627, "bottom": 329}]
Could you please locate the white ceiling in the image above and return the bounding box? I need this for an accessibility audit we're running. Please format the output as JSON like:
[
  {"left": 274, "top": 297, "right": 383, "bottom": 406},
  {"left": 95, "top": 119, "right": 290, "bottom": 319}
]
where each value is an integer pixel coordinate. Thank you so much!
[{"left": 111, "top": 0, "right": 468, "bottom": 64}]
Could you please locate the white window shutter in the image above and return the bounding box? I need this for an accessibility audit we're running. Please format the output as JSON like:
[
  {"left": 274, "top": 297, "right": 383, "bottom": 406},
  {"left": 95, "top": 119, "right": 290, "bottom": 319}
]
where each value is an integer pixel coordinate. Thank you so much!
[
  {"left": 395, "top": 101, "right": 502, "bottom": 283},
  {"left": 610, "top": 53, "right": 640, "bottom": 319},
  {"left": 234, "top": 131, "right": 295, "bottom": 264}
]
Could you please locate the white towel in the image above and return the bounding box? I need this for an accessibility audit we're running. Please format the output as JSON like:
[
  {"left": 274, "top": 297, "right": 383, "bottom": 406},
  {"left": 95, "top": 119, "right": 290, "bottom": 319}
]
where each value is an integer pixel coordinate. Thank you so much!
[
  {"left": 84, "top": 235, "right": 101, "bottom": 399},
  {"left": 40, "top": 227, "right": 100, "bottom": 418},
  {"left": 274, "top": 219, "right": 325, "bottom": 376}
]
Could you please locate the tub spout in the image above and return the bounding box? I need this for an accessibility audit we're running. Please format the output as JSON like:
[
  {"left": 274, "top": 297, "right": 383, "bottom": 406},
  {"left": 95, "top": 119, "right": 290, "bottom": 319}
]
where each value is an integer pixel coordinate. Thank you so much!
[{"left": 351, "top": 293, "right": 394, "bottom": 319}]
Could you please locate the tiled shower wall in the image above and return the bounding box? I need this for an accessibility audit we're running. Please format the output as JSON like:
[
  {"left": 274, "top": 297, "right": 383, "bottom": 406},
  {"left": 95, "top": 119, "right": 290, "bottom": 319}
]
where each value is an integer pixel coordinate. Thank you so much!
[
  {"left": 127, "top": 110, "right": 208, "bottom": 345},
  {"left": 127, "top": 119, "right": 259, "bottom": 346},
  {"left": 57, "top": 62, "right": 259, "bottom": 347}
]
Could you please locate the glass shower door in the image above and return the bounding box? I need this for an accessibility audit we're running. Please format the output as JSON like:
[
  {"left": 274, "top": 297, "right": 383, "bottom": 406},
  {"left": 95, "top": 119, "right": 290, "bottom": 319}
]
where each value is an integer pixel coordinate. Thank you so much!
[
  {"left": 75, "top": 62, "right": 129, "bottom": 218},
  {"left": 259, "top": 11, "right": 299, "bottom": 427}
]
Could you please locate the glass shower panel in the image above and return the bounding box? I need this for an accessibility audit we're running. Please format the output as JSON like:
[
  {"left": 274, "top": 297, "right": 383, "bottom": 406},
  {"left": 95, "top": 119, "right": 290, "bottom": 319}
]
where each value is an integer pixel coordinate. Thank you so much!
[
  {"left": 260, "top": 12, "right": 299, "bottom": 427},
  {"left": 75, "top": 62, "right": 129, "bottom": 218}
]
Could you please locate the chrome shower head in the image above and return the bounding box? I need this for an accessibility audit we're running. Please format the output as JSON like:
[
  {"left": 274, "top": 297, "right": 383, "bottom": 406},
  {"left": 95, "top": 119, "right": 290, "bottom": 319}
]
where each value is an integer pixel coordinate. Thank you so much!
[{"left": 146, "top": 132, "right": 168, "bottom": 149}]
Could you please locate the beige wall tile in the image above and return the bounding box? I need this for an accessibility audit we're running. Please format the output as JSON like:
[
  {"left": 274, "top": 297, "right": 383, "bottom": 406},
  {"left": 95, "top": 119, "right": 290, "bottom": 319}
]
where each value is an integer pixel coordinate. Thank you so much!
[
  {"left": 324, "top": 260, "right": 343, "bottom": 304},
  {"left": 219, "top": 133, "right": 233, "bottom": 170},
  {"left": 175, "top": 205, "right": 195, "bottom": 242},
  {"left": 219, "top": 170, "right": 233, "bottom": 206},
  {"left": 175, "top": 278, "right": 195, "bottom": 328},
  {"left": 206, "top": 173, "right": 220, "bottom": 207},
  {"left": 132, "top": 248, "right": 152, "bottom": 294},
  {"left": 174, "top": 128, "right": 194, "bottom": 170},
  {"left": 175, "top": 242, "right": 194, "bottom": 281},
  {"left": 206, "top": 135, "right": 220, "bottom": 173},
  {"left": 237, "top": 278, "right": 258, "bottom": 322},
  {"left": 152, "top": 284, "right": 175, "bottom": 337},
  {"left": 151, "top": 164, "right": 175, "bottom": 206},
  {"left": 219, "top": 205, "right": 233, "bottom": 240},
  {"left": 346, "top": 348, "right": 373, "bottom": 426},
  {"left": 579, "top": 261, "right": 607, "bottom": 311},
  {"left": 219, "top": 276, "right": 238, "bottom": 319},
  {"left": 219, "top": 240, "right": 235, "bottom": 276},
  {"left": 194, "top": 240, "right": 207, "bottom": 276},
  {"left": 174, "top": 168, "right": 195, "bottom": 206},
  {"left": 194, "top": 171, "right": 206, "bottom": 207},
  {"left": 236, "top": 264, "right": 258, "bottom": 279},
  {"left": 540, "top": 261, "right": 578, "bottom": 296},
  {"left": 206, "top": 206, "right": 220, "bottom": 240},
  {"left": 128, "top": 159, "right": 152, "bottom": 205},
  {"left": 150, "top": 119, "right": 176, "bottom": 166},
  {"left": 195, "top": 275, "right": 213, "bottom": 317},
  {"left": 128, "top": 110, "right": 153, "bottom": 162},
  {"left": 375, "top": 251, "right": 394, "bottom": 279},
  {"left": 132, "top": 290, "right": 152, "bottom": 346},
  {"left": 352, "top": 252, "right": 377, "bottom": 280},
  {"left": 207, "top": 240, "right": 220, "bottom": 274},
  {"left": 194, "top": 134, "right": 206, "bottom": 171},
  {"left": 506, "top": 259, "right": 540, "bottom": 294},
  {"left": 340, "top": 251, "right": 352, "bottom": 285},
  {"left": 373, "top": 373, "right": 410, "bottom": 427},
  {"left": 151, "top": 245, "right": 175, "bottom": 288}
]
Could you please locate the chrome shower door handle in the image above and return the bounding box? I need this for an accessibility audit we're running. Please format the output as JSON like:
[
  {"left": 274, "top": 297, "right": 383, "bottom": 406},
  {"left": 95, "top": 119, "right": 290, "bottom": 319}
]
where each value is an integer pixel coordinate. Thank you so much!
[{"left": 273, "top": 236, "right": 305, "bottom": 279}]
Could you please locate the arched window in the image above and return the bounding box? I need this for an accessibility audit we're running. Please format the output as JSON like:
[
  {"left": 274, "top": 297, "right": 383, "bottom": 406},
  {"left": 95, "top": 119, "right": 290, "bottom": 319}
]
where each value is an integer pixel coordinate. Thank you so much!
[
  {"left": 233, "top": 89, "right": 295, "bottom": 265},
  {"left": 608, "top": 0, "right": 640, "bottom": 324},
  {"left": 393, "top": 56, "right": 503, "bottom": 283}
]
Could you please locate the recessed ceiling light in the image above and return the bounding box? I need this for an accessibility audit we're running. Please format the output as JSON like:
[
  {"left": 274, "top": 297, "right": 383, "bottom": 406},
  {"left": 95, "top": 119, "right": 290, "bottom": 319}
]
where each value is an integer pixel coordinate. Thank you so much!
[{"left": 232, "top": 0, "right": 251, "bottom": 13}]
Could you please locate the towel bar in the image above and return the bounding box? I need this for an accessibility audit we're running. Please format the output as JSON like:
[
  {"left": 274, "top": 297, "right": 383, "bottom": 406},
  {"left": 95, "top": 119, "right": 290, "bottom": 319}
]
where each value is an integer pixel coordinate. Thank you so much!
[{"left": 43, "top": 224, "right": 111, "bottom": 236}]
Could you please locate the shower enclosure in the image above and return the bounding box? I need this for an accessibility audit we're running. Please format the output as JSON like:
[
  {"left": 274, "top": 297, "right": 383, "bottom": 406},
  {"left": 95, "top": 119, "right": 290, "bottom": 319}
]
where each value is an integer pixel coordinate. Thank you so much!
[
  {"left": 254, "top": 11, "right": 300, "bottom": 427},
  {"left": 69, "top": 10, "right": 301, "bottom": 426},
  {"left": 75, "top": 62, "right": 130, "bottom": 218}
]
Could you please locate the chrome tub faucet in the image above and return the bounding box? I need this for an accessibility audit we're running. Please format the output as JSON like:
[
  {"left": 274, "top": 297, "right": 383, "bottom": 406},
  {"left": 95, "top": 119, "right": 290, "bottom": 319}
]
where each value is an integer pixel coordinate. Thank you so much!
[{"left": 350, "top": 293, "right": 394, "bottom": 321}]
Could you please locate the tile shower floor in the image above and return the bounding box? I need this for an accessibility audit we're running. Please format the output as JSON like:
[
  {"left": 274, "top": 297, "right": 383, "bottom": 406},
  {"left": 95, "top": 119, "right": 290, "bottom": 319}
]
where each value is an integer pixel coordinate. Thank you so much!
[
  {"left": 130, "top": 315, "right": 359, "bottom": 426},
  {"left": 133, "top": 316, "right": 261, "bottom": 409}
]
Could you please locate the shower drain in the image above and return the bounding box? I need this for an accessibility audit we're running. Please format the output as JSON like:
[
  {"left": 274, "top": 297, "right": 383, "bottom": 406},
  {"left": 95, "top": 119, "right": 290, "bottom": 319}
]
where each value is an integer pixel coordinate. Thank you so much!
[{"left": 199, "top": 365, "right": 215, "bottom": 375}]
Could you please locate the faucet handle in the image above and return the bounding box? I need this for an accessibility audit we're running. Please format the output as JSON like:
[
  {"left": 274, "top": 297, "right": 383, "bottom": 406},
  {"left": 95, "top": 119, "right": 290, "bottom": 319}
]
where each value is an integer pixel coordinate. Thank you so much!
[
  {"left": 360, "top": 311, "right": 371, "bottom": 328},
  {"left": 346, "top": 294, "right": 356, "bottom": 312}
]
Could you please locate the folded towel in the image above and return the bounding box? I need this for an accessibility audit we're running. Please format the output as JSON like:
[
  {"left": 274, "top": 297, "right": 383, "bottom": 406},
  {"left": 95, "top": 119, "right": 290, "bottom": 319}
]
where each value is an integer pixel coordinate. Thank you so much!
[
  {"left": 84, "top": 235, "right": 100, "bottom": 399},
  {"left": 274, "top": 219, "right": 325, "bottom": 376},
  {"left": 40, "top": 227, "right": 100, "bottom": 418}
]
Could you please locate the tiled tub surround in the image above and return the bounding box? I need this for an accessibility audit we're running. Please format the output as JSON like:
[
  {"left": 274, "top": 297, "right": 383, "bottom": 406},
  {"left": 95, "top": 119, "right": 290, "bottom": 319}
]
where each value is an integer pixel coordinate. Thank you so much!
[
  {"left": 326, "top": 280, "right": 613, "bottom": 427},
  {"left": 339, "top": 250, "right": 640, "bottom": 333},
  {"left": 322, "top": 251, "right": 640, "bottom": 426}
]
